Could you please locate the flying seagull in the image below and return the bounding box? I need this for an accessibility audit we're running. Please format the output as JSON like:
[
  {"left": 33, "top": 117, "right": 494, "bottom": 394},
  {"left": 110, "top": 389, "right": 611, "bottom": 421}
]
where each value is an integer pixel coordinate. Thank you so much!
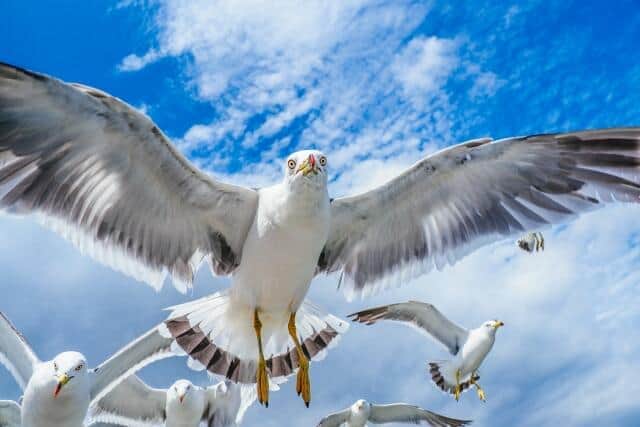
[
  {"left": 349, "top": 302, "right": 503, "bottom": 401},
  {"left": 317, "top": 399, "right": 471, "bottom": 427},
  {"left": 516, "top": 231, "right": 545, "bottom": 253},
  {"left": 90, "top": 376, "right": 255, "bottom": 427},
  {"left": 0, "top": 311, "right": 174, "bottom": 427},
  {"left": 0, "top": 401, "right": 20, "bottom": 427},
  {"left": 2, "top": 62, "right": 640, "bottom": 407}
]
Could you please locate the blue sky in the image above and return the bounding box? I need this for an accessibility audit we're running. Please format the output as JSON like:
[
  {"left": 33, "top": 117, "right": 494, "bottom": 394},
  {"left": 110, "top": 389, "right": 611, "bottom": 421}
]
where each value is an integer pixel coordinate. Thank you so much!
[{"left": 1, "top": 1, "right": 640, "bottom": 426}]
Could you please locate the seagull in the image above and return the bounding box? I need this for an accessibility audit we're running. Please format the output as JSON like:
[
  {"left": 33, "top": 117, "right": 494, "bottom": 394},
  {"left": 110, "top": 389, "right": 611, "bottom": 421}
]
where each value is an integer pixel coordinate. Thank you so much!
[
  {"left": 317, "top": 399, "right": 471, "bottom": 427},
  {"left": 90, "top": 376, "right": 255, "bottom": 427},
  {"left": 0, "top": 400, "right": 20, "bottom": 427},
  {"left": 0, "top": 311, "right": 174, "bottom": 427},
  {"left": 516, "top": 232, "right": 545, "bottom": 253},
  {"left": 349, "top": 302, "right": 503, "bottom": 401},
  {"left": 2, "top": 62, "right": 640, "bottom": 407}
]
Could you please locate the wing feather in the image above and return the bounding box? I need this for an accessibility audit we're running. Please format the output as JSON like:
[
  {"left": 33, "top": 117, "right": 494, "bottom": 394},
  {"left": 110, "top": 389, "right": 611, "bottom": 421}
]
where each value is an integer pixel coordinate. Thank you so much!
[
  {"left": 319, "top": 128, "right": 640, "bottom": 299},
  {"left": 369, "top": 403, "right": 471, "bottom": 426},
  {"left": 316, "top": 408, "right": 350, "bottom": 427},
  {"left": 0, "top": 400, "right": 21, "bottom": 427},
  {"left": 89, "top": 375, "right": 166, "bottom": 427},
  {"left": 348, "top": 301, "right": 468, "bottom": 355},
  {"left": 0, "top": 312, "right": 40, "bottom": 390},
  {"left": 0, "top": 62, "right": 258, "bottom": 292},
  {"left": 89, "top": 326, "right": 174, "bottom": 405}
]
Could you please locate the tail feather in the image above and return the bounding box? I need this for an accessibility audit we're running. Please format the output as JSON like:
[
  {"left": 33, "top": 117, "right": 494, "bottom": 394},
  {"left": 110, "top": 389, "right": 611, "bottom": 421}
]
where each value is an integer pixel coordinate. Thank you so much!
[
  {"left": 160, "top": 291, "right": 348, "bottom": 384},
  {"left": 428, "top": 362, "right": 477, "bottom": 396}
]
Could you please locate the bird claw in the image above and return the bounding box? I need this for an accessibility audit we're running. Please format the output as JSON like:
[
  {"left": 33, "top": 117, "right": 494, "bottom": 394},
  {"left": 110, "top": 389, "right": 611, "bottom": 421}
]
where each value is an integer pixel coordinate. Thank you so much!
[
  {"left": 476, "top": 387, "right": 486, "bottom": 402},
  {"left": 256, "top": 359, "right": 269, "bottom": 407},
  {"left": 296, "top": 360, "right": 311, "bottom": 407}
]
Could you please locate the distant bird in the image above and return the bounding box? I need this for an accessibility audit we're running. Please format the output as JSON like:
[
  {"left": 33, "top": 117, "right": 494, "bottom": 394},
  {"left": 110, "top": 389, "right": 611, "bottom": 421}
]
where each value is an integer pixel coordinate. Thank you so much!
[
  {"left": 0, "top": 312, "right": 174, "bottom": 427},
  {"left": 317, "top": 399, "right": 471, "bottom": 427},
  {"left": 517, "top": 232, "right": 545, "bottom": 253},
  {"left": 349, "top": 302, "right": 504, "bottom": 401},
  {"left": 0, "top": 400, "right": 20, "bottom": 427},
  {"left": 91, "top": 376, "right": 255, "bottom": 427},
  {"left": 2, "top": 62, "right": 640, "bottom": 407}
]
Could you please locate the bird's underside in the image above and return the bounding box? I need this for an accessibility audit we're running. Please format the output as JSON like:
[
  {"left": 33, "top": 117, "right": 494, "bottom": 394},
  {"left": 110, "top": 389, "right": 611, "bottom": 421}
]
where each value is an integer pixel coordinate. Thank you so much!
[{"left": 2, "top": 61, "right": 640, "bottom": 410}]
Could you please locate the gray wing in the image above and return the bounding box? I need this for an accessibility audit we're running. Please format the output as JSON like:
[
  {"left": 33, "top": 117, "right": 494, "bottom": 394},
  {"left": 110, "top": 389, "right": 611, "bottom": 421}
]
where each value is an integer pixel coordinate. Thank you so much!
[
  {"left": 89, "top": 326, "right": 174, "bottom": 405},
  {"left": 0, "top": 62, "right": 258, "bottom": 292},
  {"left": 0, "top": 400, "right": 20, "bottom": 427},
  {"left": 369, "top": 404, "right": 471, "bottom": 426},
  {"left": 205, "top": 381, "right": 256, "bottom": 427},
  {"left": 348, "top": 301, "right": 468, "bottom": 355},
  {"left": 0, "top": 312, "right": 40, "bottom": 389},
  {"left": 89, "top": 375, "right": 166, "bottom": 427},
  {"left": 319, "top": 128, "right": 640, "bottom": 299},
  {"left": 316, "top": 408, "right": 350, "bottom": 427}
]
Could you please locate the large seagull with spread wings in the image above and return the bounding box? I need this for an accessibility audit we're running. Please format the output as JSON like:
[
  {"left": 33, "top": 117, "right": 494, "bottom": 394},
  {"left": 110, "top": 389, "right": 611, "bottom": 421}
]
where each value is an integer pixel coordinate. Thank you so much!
[{"left": 1, "top": 62, "right": 640, "bottom": 408}]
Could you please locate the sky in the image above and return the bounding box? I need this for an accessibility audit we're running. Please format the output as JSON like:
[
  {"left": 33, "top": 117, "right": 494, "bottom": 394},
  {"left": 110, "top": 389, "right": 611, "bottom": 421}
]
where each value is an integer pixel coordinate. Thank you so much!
[{"left": 1, "top": 1, "right": 640, "bottom": 426}]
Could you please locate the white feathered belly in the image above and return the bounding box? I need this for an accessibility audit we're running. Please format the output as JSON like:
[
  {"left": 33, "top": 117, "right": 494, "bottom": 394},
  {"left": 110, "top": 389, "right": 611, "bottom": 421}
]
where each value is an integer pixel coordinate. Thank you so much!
[
  {"left": 457, "top": 334, "right": 493, "bottom": 376},
  {"left": 231, "top": 216, "right": 326, "bottom": 313},
  {"left": 22, "top": 381, "right": 88, "bottom": 427}
]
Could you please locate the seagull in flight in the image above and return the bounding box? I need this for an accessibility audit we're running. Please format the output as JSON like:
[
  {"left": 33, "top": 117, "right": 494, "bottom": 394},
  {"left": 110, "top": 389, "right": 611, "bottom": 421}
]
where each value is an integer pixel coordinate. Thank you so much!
[
  {"left": 91, "top": 376, "right": 255, "bottom": 427},
  {"left": 350, "top": 302, "right": 503, "bottom": 401},
  {"left": 1, "top": 62, "right": 640, "bottom": 407},
  {"left": 317, "top": 399, "right": 471, "bottom": 427},
  {"left": 0, "top": 312, "right": 174, "bottom": 427}
]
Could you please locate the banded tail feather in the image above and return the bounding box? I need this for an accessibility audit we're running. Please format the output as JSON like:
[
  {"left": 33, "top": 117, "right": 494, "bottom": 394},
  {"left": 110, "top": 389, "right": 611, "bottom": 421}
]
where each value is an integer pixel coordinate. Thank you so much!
[
  {"left": 428, "top": 362, "right": 477, "bottom": 395},
  {"left": 160, "top": 291, "right": 348, "bottom": 384}
]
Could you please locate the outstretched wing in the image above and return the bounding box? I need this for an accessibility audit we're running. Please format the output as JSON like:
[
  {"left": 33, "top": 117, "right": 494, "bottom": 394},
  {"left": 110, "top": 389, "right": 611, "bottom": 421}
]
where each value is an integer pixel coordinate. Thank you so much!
[
  {"left": 205, "top": 381, "right": 256, "bottom": 427},
  {"left": 0, "top": 312, "right": 40, "bottom": 389},
  {"left": 89, "top": 375, "right": 166, "bottom": 427},
  {"left": 369, "top": 403, "right": 471, "bottom": 426},
  {"left": 89, "top": 326, "right": 174, "bottom": 405},
  {"left": 0, "top": 400, "right": 21, "bottom": 427},
  {"left": 348, "top": 301, "right": 468, "bottom": 355},
  {"left": 319, "top": 129, "right": 640, "bottom": 299},
  {"left": 316, "top": 408, "right": 350, "bottom": 427},
  {"left": 0, "top": 62, "right": 258, "bottom": 292}
]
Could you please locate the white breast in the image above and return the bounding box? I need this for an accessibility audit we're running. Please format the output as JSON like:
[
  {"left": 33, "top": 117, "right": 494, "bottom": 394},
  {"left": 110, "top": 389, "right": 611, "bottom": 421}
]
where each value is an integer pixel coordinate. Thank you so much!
[
  {"left": 457, "top": 329, "right": 495, "bottom": 375},
  {"left": 231, "top": 183, "right": 330, "bottom": 312}
]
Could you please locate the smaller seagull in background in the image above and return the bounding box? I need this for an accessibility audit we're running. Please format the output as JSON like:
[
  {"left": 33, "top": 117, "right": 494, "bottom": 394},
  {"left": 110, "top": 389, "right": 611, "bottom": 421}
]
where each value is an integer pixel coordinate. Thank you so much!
[
  {"left": 316, "top": 399, "right": 471, "bottom": 427},
  {"left": 516, "top": 232, "right": 545, "bottom": 253},
  {"left": 0, "top": 312, "right": 174, "bottom": 427},
  {"left": 0, "top": 400, "right": 20, "bottom": 427},
  {"left": 349, "top": 302, "right": 504, "bottom": 402},
  {"left": 91, "top": 376, "right": 255, "bottom": 427}
]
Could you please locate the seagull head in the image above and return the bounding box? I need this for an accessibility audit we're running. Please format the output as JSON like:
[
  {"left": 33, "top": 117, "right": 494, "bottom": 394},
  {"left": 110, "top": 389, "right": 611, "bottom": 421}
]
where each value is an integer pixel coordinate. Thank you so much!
[
  {"left": 169, "top": 379, "right": 195, "bottom": 404},
  {"left": 352, "top": 399, "right": 371, "bottom": 414},
  {"left": 481, "top": 320, "right": 505, "bottom": 335},
  {"left": 284, "top": 150, "right": 328, "bottom": 189},
  {"left": 51, "top": 351, "right": 87, "bottom": 398}
]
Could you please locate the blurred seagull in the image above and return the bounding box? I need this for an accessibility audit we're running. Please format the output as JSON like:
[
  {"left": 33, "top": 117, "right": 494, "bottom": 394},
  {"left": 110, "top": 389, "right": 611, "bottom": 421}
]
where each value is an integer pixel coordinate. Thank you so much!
[
  {"left": 0, "top": 312, "right": 174, "bottom": 427},
  {"left": 2, "top": 62, "right": 640, "bottom": 407},
  {"left": 90, "top": 376, "right": 255, "bottom": 427},
  {"left": 349, "top": 302, "right": 503, "bottom": 401},
  {"left": 0, "top": 400, "right": 20, "bottom": 427},
  {"left": 517, "top": 232, "right": 545, "bottom": 253},
  {"left": 317, "top": 399, "right": 471, "bottom": 427}
]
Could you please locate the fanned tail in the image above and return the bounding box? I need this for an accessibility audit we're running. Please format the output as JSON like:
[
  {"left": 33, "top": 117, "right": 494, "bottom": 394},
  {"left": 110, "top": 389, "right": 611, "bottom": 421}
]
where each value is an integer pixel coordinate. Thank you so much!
[
  {"left": 428, "top": 362, "right": 477, "bottom": 396},
  {"left": 159, "top": 291, "right": 348, "bottom": 385}
]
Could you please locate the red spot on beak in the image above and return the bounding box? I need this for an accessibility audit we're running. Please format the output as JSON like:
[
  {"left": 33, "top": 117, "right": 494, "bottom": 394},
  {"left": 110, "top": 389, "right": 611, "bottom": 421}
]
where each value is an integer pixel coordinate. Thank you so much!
[
  {"left": 308, "top": 154, "right": 316, "bottom": 167},
  {"left": 54, "top": 383, "right": 62, "bottom": 398}
]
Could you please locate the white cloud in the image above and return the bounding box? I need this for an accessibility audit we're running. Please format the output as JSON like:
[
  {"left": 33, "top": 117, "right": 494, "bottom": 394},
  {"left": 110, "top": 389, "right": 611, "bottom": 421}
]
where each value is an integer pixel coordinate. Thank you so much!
[{"left": 118, "top": 48, "right": 163, "bottom": 72}]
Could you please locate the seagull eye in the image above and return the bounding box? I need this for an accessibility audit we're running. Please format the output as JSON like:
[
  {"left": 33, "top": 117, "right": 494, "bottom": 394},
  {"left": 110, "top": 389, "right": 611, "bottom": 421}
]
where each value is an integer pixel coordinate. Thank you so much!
[
  {"left": 75, "top": 364, "right": 83, "bottom": 372},
  {"left": 287, "top": 159, "right": 296, "bottom": 170},
  {"left": 53, "top": 362, "right": 58, "bottom": 371},
  {"left": 319, "top": 156, "right": 327, "bottom": 166}
]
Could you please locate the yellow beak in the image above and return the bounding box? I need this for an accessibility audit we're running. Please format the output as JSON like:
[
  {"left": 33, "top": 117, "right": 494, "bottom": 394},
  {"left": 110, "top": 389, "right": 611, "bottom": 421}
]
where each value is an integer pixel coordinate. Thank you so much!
[
  {"left": 54, "top": 374, "right": 71, "bottom": 397},
  {"left": 494, "top": 320, "right": 505, "bottom": 329},
  {"left": 296, "top": 157, "right": 318, "bottom": 176}
]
